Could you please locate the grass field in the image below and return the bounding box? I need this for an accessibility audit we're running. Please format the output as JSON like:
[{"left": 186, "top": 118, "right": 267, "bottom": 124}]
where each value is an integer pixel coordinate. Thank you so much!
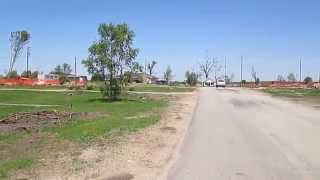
[
  {"left": 0, "top": 90, "right": 165, "bottom": 178},
  {"left": 262, "top": 88, "right": 320, "bottom": 97},
  {"left": 127, "top": 85, "right": 196, "bottom": 92},
  {"left": 86, "top": 81, "right": 196, "bottom": 92}
]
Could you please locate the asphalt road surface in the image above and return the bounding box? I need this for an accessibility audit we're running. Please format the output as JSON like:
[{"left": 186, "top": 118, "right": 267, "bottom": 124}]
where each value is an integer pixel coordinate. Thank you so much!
[{"left": 167, "top": 88, "right": 320, "bottom": 180}]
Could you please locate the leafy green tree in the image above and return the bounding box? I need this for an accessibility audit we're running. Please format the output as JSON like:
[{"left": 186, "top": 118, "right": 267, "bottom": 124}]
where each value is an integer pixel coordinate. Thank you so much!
[
  {"left": 91, "top": 73, "right": 105, "bottom": 81},
  {"left": 185, "top": 70, "right": 199, "bottom": 86},
  {"left": 31, "top": 71, "right": 39, "bottom": 79},
  {"left": 125, "top": 61, "right": 143, "bottom": 83},
  {"left": 21, "top": 70, "right": 39, "bottom": 79},
  {"left": 82, "top": 23, "right": 139, "bottom": 100},
  {"left": 6, "top": 70, "right": 19, "bottom": 78},
  {"left": 164, "top": 66, "right": 173, "bottom": 84},
  {"left": 9, "top": 31, "right": 30, "bottom": 73},
  {"left": 304, "top": 76, "right": 313, "bottom": 84},
  {"left": 21, "top": 70, "right": 32, "bottom": 78},
  {"left": 147, "top": 60, "right": 157, "bottom": 76},
  {"left": 52, "top": 63, "right": 72, "bottom": 75},
  {"left": 51, "top": 63, "right": 72, "bottom": 84}
]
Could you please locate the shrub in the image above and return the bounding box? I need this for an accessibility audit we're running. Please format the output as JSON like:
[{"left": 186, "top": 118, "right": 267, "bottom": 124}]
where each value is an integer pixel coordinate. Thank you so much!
[
  {"left": 6, "top": 71, "right": 19, "bottom": 78},
  {"left": 86, "top": 85, "right": 94, "bottom": 90},
  {"left": 304, "top": 77, "right": 313, "bottom": 84}
]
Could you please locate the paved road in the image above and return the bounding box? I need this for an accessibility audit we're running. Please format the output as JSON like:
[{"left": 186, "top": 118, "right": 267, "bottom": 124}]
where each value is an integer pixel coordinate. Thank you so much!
[{"left": 168, "top": 88, "right": 320, "bottom": 180}]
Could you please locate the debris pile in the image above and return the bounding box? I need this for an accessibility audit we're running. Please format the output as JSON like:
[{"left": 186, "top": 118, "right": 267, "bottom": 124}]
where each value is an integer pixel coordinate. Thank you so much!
[{"left": 0, "top": 111, "right": 107, "bottom": 133}]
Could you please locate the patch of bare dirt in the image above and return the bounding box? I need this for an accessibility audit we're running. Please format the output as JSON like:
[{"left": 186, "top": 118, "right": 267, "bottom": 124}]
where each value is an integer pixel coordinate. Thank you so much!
[
  {"left": 0, "top": 111, "right": 108, "bottom": 133},
  {"left": 105, "top": 173, "right": 134, "bottom": 180},
  {"left": 13, "top": 91, "right": 198, "bottom": 180}
]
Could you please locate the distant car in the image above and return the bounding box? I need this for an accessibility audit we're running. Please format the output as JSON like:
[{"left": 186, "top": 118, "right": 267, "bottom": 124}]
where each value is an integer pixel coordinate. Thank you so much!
[{"left": 216, "top": 79, "right": 226, "bottom": 88}]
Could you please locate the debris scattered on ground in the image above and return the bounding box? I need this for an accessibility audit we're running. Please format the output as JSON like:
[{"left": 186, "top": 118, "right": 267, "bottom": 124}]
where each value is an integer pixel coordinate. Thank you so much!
[{"left": 0, "top": 111, "right": 108, "bottom": 133}]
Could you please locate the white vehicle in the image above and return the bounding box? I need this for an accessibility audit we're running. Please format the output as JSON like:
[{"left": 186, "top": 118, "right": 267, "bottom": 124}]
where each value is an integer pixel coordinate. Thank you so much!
[{"left": 216, "top": 79, "right": 226, "bottom": 88}]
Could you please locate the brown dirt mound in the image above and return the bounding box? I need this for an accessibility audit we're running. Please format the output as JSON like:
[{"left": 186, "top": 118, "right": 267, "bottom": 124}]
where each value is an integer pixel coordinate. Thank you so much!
[{"left": 0, "top": 111, "right": 108, "bottom": 133}]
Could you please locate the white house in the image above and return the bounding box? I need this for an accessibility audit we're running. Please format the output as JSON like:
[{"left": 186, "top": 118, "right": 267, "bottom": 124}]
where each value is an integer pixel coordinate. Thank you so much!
[{"left": 202, "top": 78, "right": 215, "bottom": 87}]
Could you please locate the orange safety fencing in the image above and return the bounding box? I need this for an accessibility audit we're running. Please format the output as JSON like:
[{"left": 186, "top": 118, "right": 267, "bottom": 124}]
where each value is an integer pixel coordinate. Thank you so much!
[{"left": 0, "top": 77, "right": 86, "bottom": 87}]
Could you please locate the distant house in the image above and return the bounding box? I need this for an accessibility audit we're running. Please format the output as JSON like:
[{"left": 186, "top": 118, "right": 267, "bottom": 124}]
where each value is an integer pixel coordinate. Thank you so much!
[
  {"left": 131, "top": 73, "right": 159, "bottom": 84},
  {"left": 202, "top": 78, "right": 215, "bottom": 87},
  {"left": 37, "top": 73, "right": 87, "bottom": 86},
  {"left": 156, "top": 79, "right": 167, "bottom": 85}
]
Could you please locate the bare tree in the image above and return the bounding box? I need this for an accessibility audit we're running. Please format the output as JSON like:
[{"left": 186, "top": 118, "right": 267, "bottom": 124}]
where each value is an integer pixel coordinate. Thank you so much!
[
  {"left": 9, "top": 31, "right": 30, "bottom": 73},
  {"left": 147, "top": 60, "right": 157, "bottom": 76},
  {"left": 287, "top": 73, "right": 297, "bottom": 82},
  {"left": 199, "top": 55, "right": 220, "bottom": 80},
  {"left": 225, "top": 73, "right": 235, "bottom": 84},
  {"left": 164, "top": 65, "right": 173, "bottom": 84},
  {"left": 251, "top": 66, "right": 260, "bottom": 85},
  {"left": 277, "top": 75, "right": 286, "bottom": 82}
]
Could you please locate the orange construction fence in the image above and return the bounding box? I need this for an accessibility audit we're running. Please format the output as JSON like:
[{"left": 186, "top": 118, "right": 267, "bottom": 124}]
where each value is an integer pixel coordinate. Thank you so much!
[{"left": 0, "top": 77, "right": 86, "bottom": 87}]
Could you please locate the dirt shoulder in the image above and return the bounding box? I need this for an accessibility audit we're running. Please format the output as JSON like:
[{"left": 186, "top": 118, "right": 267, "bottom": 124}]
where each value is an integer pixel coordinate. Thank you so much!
[{"left": 14, "top": 92, "right": 198, "bottom": 180}]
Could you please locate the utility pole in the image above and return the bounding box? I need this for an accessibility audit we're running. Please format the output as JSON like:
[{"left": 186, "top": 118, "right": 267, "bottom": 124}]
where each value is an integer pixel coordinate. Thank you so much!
[
  {"left": 145, "top": 59, "right": 147, "bottom": 74},
  {"left": 26, "top": 47, "right": 30, "bottom": 77},
  {"left": 224, "top": 56, "right": 227, "bottom": 81},
  {"left": 299, "top": 58, "right": 302, "bottom": 82},
  {"left": 74, "top": 56, "right": 77, "bottom": 87},
  {"left": 74, "top": 56, "right": 77, "bottom": 76},
  {"left": 241, "top": 56, "right": 243, "bottom": 86}
]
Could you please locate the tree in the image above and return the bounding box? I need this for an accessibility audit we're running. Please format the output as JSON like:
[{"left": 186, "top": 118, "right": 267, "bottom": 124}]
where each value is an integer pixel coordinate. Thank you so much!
[
  {"left": 304, "top": 76, "right": 313, "bottom": 84},
  {"left": 125, "top": 61, "right": 143, "bottom": 83},
  {"left": 52, "top": 63, "right": 72, "bottom": 75},
  {"left": 21, "top": 70, "right": 39, "bottom": 79},
  {"left": 91, "top": 73, "right": 104, "bottom": 81},
  {"left": 31, "top": 71, "right": 39, "bottom": 79},
  {"left": 185, "top": 70, "right": 199, "bottom": 86},
  {"left": 199, "top": 55, "right": 220, "bottom": 80},
  {"left": 251, "top": 66, "right": 260, "bottom": 85},
  {"left": 225, "top": 73, "right": 235, "bottom": 84},
  {"left": 51, "top": 63, "right": 72, "bottom": 84},
  {"left": 287, "top": 73, "right": 296, "bottom": 82},
  {"left": 277, "top": 75, "right": 286, "bottom": 82},
  {"left": 9, "top": 31, "right": 30, "bottom": 73},
  {"left": 82, "top": 23, "right": 139, "bottom": 100},
  {"left": 6, "top": 70, "right": 19, "bottom": 78},
  {"left": 164, "top": 66, "right": 173, "bottom": 84},
  {"left": 21, "top": 70, "right": 32, "bottom": 78},
  {"left": 147, "top": 60, "right": 157, "bottom": 76}
]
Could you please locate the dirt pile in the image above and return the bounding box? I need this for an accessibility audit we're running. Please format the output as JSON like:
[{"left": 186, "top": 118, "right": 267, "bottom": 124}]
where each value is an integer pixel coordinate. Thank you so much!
[{"left": 0, "top": 111, "right": 107, "bottom": 133}]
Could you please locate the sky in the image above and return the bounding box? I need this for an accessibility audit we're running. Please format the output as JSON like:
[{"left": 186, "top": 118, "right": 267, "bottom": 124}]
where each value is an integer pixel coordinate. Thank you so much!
[{"left": 0, "top": 0, "right": 320, "bottom": 81}]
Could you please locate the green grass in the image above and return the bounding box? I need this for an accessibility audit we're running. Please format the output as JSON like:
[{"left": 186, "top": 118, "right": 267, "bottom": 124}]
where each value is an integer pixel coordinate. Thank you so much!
[
  {"left": 0, "top": 158, "right": 34, "bottom": 178},
  {"left": 86, "top": 81, "right": 196, "bottom": 92},
  {"left": 262, "top": 88, "right": 320, "bottom": 97},
  {"left": 0, "top": 90, "right": 165, "bottom": 140},
  {"left": 0, "top": 90, "right": 165, "bottom": 177},
  {"left": 127, "top": 85, "right": 196, "bottom": 92}
]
